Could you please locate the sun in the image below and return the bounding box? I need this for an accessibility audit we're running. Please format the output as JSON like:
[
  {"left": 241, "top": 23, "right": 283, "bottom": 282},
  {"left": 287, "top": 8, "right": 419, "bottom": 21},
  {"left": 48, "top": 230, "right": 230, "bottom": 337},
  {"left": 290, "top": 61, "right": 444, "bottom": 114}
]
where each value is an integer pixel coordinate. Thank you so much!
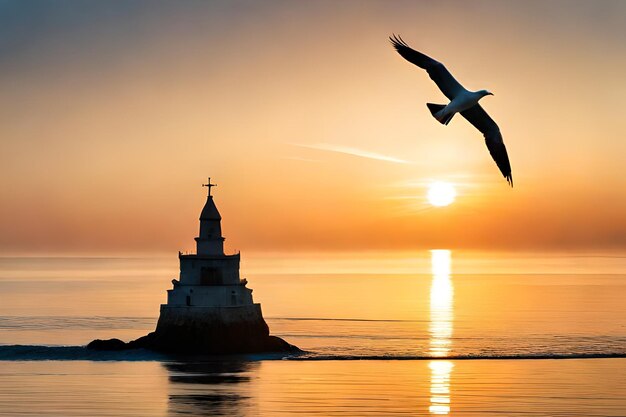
[{"left": 427, "top": 181, "right": 457, "bottom": 207}]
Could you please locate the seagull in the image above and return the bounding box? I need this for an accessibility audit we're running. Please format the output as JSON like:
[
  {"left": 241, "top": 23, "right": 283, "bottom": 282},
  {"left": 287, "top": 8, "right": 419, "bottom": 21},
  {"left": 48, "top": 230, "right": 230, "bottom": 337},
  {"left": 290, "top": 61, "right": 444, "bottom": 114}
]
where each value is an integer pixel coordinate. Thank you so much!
[{"left": 389, "top": 34, "right": 513, "bottom": 186}]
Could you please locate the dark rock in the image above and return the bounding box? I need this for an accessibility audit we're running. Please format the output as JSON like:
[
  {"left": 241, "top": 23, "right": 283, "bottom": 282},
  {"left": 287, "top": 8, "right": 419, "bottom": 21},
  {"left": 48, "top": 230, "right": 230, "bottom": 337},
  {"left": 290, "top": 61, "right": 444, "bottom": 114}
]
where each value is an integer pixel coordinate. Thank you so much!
[
  {"left": 87, "top": 332, "right": 299, "bottom": 354},
  {"left": 86, "top": 308, "right": 301, "bottom": 355},
  {"left": 86, "top": 338, "right": 128, "bottom": 351}
]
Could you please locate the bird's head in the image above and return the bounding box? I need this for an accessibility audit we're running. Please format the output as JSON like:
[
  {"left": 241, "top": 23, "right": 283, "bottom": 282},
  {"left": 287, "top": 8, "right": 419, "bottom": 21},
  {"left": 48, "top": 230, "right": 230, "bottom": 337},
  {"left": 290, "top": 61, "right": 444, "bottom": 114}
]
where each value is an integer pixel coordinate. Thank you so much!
[{"left": 479, "top": 89, "right": 494, "bottom": 97}]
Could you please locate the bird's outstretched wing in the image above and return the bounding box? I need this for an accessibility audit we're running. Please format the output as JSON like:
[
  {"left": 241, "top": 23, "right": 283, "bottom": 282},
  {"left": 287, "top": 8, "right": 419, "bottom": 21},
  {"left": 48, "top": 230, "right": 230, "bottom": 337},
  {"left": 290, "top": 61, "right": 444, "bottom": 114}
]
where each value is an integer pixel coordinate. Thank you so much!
[
  {"left": 460, "top": 105, "right": 513, "bottom": 186},
  {"left": 389, "top": 34, "right": 465, "bottom": 100}
]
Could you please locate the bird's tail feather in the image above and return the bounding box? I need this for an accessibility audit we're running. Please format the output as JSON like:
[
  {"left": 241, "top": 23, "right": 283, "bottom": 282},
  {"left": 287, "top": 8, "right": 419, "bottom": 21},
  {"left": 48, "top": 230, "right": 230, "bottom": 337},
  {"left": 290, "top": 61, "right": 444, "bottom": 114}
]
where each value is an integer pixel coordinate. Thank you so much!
[{"left": 426, "top": 103, "right": 454, "bottom": 125}]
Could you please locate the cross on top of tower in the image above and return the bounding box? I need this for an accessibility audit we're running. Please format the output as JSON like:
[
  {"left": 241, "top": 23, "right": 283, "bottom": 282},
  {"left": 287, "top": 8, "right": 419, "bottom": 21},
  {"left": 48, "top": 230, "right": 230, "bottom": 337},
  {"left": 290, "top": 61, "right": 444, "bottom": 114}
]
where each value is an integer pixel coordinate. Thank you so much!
[{"left": 202, "top": 177, "right": 217, "bottom": 196}]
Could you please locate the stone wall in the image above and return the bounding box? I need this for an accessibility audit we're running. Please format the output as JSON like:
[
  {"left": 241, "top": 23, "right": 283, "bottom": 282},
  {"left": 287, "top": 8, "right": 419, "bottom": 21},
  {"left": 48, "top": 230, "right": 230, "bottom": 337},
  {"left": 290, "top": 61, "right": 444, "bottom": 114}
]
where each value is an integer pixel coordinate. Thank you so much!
[
  {"left": 144, "top": 304, "right": 295, "bottom": 354},
  {"left": 166, "top": 285, "right": 254, "bottom": 307}
]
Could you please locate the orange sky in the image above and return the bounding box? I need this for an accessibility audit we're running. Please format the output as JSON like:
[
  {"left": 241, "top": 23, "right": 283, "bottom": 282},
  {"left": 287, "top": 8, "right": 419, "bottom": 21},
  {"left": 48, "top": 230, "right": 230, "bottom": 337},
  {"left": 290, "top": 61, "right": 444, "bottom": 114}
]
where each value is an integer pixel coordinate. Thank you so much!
[{"left": 1, "top": 1, "right": 625, "bottom": 254}]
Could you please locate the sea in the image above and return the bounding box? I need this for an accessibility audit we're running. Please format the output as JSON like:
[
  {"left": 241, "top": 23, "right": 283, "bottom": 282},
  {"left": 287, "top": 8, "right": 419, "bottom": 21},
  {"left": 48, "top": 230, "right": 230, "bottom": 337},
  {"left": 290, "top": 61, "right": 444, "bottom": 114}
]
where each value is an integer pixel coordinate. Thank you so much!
[{"left": 0, "top": 251, "right": 624, "bottom": 416}]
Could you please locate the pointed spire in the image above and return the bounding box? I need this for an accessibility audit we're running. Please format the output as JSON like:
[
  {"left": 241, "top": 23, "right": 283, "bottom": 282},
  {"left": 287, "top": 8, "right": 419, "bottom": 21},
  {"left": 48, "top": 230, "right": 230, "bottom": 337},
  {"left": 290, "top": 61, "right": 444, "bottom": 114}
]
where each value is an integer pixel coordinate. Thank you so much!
[
  {"left": 199, "top": 178, "right": 221, "bottom": 220},
  {"left": 196, "top": 177, "right": 224, "bottom": 255},
  {"left": 199, "top": 196, "right": 221, "bottom": 221}
]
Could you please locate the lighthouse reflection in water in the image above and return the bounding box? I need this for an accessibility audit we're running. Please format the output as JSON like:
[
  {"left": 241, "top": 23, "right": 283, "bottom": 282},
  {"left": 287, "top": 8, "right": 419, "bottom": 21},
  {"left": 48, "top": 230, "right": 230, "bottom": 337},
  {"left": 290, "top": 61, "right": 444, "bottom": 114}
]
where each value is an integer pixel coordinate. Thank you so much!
[{"left": 429, "top": 249, "right": 454, "bottom": 415}]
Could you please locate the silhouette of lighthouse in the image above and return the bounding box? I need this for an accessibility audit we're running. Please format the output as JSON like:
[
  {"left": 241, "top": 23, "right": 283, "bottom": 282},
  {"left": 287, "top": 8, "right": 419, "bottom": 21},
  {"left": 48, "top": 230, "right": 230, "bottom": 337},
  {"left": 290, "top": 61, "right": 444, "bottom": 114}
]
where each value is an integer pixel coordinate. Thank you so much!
[{"left": 148, "top": 178, "right": 295, "bottom": 354}]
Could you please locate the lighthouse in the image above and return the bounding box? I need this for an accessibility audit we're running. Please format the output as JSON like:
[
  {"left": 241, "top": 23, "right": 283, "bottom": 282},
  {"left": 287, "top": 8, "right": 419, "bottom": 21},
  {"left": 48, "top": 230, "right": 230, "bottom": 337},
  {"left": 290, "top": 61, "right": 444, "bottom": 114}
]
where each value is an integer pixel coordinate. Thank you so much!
[
  {"left": 88, "top": 179, "right": 297, "bottom": 354},
  {"left": 140, "top": 178, "right": 297, "bottom": 354}
]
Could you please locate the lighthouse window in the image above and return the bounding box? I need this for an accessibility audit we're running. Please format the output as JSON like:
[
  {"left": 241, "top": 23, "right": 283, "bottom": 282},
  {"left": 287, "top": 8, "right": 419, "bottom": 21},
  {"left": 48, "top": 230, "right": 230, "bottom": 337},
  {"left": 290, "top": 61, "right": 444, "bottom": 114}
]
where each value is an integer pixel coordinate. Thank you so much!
[{"left": 200, "top": 267, "right": 223, "bottom": 285}]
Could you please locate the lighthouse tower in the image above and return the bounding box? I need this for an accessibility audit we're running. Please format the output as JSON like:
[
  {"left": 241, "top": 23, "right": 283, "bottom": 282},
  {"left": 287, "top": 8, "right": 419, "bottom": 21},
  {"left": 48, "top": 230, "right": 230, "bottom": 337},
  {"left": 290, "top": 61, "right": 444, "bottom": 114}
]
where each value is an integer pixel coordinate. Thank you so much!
[
  {"left": 163, "top": 179, "right": 252, "bottom": 308},
  {"left": 148, "top": 179, "right": 295, "bottom": 354}
]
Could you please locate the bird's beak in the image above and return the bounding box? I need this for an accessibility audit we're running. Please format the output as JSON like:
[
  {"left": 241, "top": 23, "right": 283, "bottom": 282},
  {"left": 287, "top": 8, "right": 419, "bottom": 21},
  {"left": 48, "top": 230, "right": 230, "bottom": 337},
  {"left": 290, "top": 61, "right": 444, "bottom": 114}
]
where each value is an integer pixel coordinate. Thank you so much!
[{"left": 488, "top": 92, "right": 494, "bottom": 96}]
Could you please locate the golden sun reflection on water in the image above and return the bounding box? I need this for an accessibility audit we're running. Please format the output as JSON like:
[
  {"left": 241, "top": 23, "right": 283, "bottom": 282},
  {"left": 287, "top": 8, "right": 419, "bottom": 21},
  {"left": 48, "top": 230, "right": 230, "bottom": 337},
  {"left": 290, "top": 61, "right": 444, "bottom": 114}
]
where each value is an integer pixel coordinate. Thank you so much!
[
  {"left": 429, "top": 361, "right": 454, "bottom": 415},
  {"left": 429, "top": 249, "right": 454, "bottom": 415}
]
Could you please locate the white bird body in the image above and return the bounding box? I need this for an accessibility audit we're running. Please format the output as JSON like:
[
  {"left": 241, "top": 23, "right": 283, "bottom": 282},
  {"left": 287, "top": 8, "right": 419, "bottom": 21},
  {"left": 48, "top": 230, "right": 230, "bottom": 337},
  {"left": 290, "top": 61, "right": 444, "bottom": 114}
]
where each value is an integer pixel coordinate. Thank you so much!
[{"left": 434, "top": 90, "right": 492, "bottom": 124}]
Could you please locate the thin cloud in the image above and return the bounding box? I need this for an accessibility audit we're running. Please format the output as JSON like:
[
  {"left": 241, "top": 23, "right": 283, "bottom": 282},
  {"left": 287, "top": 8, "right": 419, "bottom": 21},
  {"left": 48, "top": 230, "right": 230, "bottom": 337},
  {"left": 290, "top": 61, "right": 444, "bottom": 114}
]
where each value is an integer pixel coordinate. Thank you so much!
[{"left": 293, "top": 143, "right": 409, "bottom": 164}]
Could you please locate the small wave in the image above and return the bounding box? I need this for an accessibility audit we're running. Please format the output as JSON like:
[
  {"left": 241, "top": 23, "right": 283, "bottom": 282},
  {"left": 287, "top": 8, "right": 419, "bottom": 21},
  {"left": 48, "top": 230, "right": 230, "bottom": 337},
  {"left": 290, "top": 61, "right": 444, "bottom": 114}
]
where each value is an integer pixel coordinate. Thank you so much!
[
  {"left": 0, "top": 316, "right": 155, "bottom": 330},
  {"left": 1, "top": 345, "right": 624, "bottom": 362},
  {"left": 290, "top": 353, "right": 626, "bottom": 361},
  {"left": 0, "top": 345, "right": 166, "bottom": 361},
  {"left": 267, "top": 317, "right": 427, "bottom": 323}
]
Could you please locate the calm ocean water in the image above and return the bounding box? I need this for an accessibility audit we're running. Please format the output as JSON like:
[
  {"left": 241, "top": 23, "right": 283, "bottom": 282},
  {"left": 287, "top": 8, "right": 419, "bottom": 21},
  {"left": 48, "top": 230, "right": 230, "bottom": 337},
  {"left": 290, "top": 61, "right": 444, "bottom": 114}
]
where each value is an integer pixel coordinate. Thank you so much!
[{"left": 0, "top": 251, "right": 625, "bottom": 416}]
